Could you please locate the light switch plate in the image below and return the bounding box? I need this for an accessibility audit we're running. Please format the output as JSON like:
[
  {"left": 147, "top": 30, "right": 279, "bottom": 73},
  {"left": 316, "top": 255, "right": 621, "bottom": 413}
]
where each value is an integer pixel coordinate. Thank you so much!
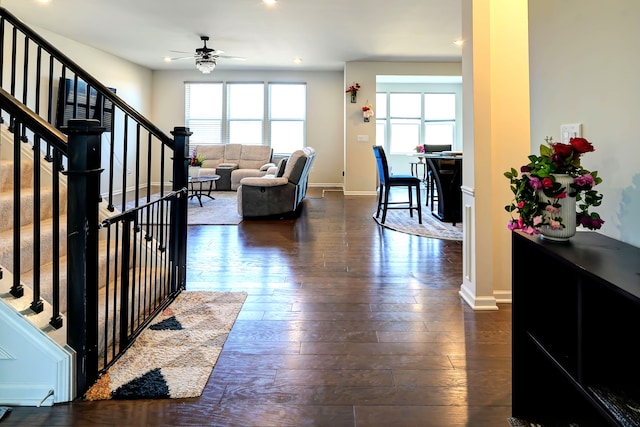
[
  {"left": 357, "top": 135, "right": 369, "bottom": 142},
  {"left": 560, "top": 123, "right": 582, "bottom": 144}
]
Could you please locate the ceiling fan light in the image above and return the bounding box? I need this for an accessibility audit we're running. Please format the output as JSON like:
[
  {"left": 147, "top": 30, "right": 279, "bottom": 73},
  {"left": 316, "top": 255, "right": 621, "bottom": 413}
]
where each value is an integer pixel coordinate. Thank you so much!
[{"left": 196, "top": 56, "right": 217, "bottom": 74}]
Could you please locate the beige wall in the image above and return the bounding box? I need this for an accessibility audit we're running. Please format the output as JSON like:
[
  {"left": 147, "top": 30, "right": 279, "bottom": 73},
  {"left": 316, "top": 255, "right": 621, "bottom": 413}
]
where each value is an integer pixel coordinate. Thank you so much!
[
  {"left": 528, "top": 0, "right": 640, "bottom": 247},
  {"left": 31, "top": 27, "right": 153, "bottom": 119}
]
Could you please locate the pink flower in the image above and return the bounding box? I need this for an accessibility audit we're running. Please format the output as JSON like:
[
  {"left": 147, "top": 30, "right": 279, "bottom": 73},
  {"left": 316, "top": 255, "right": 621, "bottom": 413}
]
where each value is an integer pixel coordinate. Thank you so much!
[
  {"left": 532, "top": 215, "right": 543, "bottom": 226},
  {"left": 545, "top": 205, "right": 559, "bottom": 215},
  {"left": 574, "top": 174, "right": 595, "bottom": 187},
  {"left": 521, "top": 226, "right": 540, "bottom": 235},
  {"left": 549, "top": 219, "right": 561, "bottom": 230},
  {"left": 578, "top": 213, "right": 605, "bottom": 230},
  {"left": 528, "top": 177, "right": 543, "bottom": 190}
]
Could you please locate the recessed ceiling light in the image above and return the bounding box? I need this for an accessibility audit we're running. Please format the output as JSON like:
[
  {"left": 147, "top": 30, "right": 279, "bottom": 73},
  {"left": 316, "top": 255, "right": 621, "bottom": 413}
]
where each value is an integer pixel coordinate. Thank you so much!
[
  {"left": 293, "top": 57, "right": 302, "bottom": 64},
  {"left": 263, "top": 0, "right": 277, "bottom": 5},
  {"left": 37, "top": 0, "right": 52, "bottom": 3},
  {"left": 454, "top": 39, "right": 464, "bottom": 47}
]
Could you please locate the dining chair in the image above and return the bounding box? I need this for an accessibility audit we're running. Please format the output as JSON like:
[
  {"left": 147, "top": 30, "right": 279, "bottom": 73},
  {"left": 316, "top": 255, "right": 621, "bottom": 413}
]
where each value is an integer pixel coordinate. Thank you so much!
[
  {"left": 372, "top": 145, "right": 422, "bottom": 224},
  {"left": 422, "top": 144, "right": 452, "bottom": 207}
]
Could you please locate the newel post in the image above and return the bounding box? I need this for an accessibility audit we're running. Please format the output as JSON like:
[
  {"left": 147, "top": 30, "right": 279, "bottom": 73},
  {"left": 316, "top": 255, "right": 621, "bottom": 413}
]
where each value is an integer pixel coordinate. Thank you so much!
[
  {"left": 63, "top": 118, "right": 104, "bottom": 395},
  {"left": 170, "top": 126, "right": 191, "bottom": 292}
]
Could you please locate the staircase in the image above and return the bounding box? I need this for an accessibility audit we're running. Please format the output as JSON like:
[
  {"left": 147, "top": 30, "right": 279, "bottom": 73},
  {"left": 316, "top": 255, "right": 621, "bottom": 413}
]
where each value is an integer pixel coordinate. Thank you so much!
[{"left": 0, "top": 6, "right": 190, "bottom": 405}]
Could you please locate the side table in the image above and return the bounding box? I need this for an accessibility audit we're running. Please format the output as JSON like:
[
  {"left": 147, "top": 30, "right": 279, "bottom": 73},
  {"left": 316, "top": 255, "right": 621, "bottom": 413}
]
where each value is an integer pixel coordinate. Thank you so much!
[
  {"left": 188, "top": 175, "right": 220, "bottom": 207},
  {"left": 215, "top": 166, "right": 236, "bottom": 190}
]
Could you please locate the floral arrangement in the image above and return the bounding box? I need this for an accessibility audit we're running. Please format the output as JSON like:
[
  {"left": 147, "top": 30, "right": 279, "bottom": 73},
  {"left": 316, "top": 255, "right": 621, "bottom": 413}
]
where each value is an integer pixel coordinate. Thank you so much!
[
  {"left": 361, "top": 103, "right": 374, "bottom": 119},
  {"left": 345, "top": 82, "right": 361, "bottom": 95},
  {"left": 504, "top": 137, "right": 604, "bottom": 234},
  {"left": 415, "top": 145, "right": 425, "bottom": 154},
  {"left": 189, "top": 148, "right": 204, "bottom": 167}
]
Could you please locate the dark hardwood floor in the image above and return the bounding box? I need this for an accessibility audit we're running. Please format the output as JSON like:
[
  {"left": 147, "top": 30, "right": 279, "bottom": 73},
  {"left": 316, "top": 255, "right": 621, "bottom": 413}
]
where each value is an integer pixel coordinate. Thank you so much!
[{"left": 4, "top": 188, "right": 512, "bottom": 427}]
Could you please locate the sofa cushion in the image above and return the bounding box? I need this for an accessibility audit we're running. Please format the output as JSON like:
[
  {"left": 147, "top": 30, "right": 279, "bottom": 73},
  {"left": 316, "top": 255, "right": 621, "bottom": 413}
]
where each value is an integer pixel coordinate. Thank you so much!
[
  {"left": 196, "top": 145, "right": 225, "bottom": 168},
  {"left": 239, "top": 145, "right": 272, "bottom": 169},
  {"left": 231, "top": 169, "right": 269, "bottom": 190},
  {"left": 223, "top": 144, "right": 243, "bottom": 165}
]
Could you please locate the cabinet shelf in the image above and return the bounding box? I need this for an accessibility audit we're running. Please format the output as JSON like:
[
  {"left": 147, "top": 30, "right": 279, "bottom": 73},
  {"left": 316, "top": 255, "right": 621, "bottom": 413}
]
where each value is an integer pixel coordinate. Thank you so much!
[{"left": 512, "top": 231, "right": 640, "bottom": 426}]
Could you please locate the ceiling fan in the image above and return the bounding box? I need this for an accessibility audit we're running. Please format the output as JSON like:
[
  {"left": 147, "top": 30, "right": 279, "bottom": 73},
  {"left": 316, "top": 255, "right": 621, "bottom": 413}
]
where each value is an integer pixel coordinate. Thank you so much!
[{"left": 166, "top": 36, "right": 246, "bottom": 74}]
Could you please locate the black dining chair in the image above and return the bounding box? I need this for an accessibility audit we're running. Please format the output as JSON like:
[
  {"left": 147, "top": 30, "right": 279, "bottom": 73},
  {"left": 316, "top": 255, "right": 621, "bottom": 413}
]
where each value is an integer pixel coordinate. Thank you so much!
[
  {"left": 372, "top": 145, "right": 422, "bottom": 224},
  {"left": 422, "top": 144, "right": 452, "bottom": 207}
]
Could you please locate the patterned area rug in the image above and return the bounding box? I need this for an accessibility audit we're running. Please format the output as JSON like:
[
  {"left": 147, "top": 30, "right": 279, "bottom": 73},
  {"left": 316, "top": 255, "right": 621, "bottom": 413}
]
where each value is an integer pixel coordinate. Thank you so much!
[
  {"left": 84, "top": 291, "right": 247, "bottom": 400},
  {"left": 188, "top": 191, "right": 242, "bottom": 225},
  {"left": 507, "top": 418, "right": 545, "bottom": 427},
  {"left": 372, "top": 209, "right": 463, "bottom": 241},
  {"left": 507, "top": 417, "right": 580, "bottom": 426}
]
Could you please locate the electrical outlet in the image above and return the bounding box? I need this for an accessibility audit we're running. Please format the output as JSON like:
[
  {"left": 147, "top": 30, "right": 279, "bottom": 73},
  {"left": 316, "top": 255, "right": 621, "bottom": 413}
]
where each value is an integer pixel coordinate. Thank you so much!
[{"left": 560, "top": 123, "right": 582, "bottom": 144}]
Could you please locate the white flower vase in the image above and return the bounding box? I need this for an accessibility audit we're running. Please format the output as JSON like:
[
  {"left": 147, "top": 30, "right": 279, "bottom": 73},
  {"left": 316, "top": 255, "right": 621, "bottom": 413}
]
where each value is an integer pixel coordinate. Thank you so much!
[
  {"left": 189, "top": 166, "right": 200, "bottom": 179},
  {"left": 539, "top": 173, "right": 576, "bottom": 242}
]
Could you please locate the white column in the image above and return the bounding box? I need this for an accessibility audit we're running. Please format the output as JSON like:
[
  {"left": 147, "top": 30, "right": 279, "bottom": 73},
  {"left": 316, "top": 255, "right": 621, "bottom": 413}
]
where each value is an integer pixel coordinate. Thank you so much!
[{"left": 459, "top": 0, "right": 531, "bottom": 309}]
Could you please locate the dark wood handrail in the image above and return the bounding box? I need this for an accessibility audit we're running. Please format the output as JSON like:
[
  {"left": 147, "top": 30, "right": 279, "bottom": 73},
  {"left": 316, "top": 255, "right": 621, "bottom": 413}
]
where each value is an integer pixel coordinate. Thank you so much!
[
  {"left": 0, "top": 6, "right": 174, "bottom": 149},
  {"left": 0, "top": 87, "right": 67, "bottom": 151}
]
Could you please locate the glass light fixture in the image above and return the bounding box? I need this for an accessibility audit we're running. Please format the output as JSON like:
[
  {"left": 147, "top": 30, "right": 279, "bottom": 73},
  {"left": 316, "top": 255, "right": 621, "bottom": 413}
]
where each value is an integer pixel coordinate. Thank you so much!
[{"left": 196, "top": 56, "right": 217, "bottom": 74}]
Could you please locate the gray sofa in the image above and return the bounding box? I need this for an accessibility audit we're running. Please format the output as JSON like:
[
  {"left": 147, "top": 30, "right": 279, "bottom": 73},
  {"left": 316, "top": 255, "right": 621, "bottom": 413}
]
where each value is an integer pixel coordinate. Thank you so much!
[
  {"left": 195, "top": 144, "right": 274, "bottom": 190},
  {"left": 237, "top": 147, "right": 316, "bottom": 218}
]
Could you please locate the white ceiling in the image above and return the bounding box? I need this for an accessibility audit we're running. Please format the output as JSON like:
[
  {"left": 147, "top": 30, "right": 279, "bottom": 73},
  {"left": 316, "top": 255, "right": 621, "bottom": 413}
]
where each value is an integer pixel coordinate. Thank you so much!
[{"left": 2, "top": 0, "right": 462, "bottom": 72}]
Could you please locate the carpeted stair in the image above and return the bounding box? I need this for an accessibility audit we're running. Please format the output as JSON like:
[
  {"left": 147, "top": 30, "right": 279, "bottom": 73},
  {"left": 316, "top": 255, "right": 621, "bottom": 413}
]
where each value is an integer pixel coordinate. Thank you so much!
[{"left": 0, "top": 156, "right": 71, "bottom": 341}]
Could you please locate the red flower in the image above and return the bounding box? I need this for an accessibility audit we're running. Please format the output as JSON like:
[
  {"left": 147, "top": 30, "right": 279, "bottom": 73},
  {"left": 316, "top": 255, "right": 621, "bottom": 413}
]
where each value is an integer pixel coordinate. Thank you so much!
[
  {"left": 569, "top": 137, "right": 595, "bottom": 154},
  {"left": 345, "top": 83, "right": 361, "bottom": 94},
  {"left": 541, "top": 177, "right": 553, "bottom": 188},
  {"left": 552, "top": 143, "right": 573, "bottom": 158}
]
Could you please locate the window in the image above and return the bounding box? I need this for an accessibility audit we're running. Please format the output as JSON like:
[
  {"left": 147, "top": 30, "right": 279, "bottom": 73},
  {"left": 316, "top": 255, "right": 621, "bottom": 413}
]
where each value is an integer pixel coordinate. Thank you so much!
[
  {"left": 184, "top": 82, "right": 306, "bottom": 154},
  {"left": 269, "top": 83, "right": 306, "bottom": 154},
  {"left": 228, "top": 83, "right": 264, "bottom": 145},
  {"left": 185, "top": 82, "right": 222, "bottom": 145},
  {"left": 376, "top": 88, "right": 460, "bottom": 154},
  {"left": 423, "top": 93, "right": 455, "bottom": 149},
  {"left": 389, "top": 93, "right": 421, "bottom": 154}
]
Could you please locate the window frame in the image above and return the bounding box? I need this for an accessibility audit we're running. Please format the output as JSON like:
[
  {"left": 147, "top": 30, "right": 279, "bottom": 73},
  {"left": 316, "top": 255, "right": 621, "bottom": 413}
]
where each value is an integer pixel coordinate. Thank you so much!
[
  {"left": 184, "top": 81, "right": 307, "bottom": 155},
  {"left": 375, "top": 82, "right": 462, "bottom": 155}
]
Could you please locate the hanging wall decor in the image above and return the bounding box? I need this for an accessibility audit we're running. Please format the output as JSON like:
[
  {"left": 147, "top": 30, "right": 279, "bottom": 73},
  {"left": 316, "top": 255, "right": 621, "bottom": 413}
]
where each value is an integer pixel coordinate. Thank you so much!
[
  {"left": 345, "top": 82, "right": 360, "bottom": 103},
  {"left": 362, "top": 103, "right": 374, "bottom": 122}
]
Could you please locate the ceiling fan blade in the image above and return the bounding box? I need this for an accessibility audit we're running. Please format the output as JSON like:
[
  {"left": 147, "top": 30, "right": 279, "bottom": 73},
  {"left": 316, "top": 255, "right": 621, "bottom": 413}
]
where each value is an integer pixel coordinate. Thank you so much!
[
  {"left": 165, "top": 55, "right": 195, "bottom": 61},
  {"left": 169, "top": 50, "right": 193, "bottom": 54},
  {"left": 218, "top": 55, "right": 247, "bottom": 61}
]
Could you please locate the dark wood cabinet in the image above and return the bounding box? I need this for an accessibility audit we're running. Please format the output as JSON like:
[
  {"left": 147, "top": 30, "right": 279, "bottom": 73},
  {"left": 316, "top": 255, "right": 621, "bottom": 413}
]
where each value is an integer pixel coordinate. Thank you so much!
[{"left": 512, "top": 231, "right": 640, "bottom": 426}]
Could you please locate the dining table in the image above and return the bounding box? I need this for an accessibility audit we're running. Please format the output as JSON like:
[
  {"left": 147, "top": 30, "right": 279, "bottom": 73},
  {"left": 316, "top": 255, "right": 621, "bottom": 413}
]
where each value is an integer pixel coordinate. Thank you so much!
[{"left": 424, "top": 153, "right": 462, "bottom": 225}]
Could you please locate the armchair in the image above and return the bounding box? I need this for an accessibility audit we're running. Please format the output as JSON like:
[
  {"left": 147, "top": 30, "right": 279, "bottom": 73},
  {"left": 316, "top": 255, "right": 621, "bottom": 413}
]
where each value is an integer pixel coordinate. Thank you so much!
[{"left": 237, "top": 147, "right": 316, "bottom": 218}]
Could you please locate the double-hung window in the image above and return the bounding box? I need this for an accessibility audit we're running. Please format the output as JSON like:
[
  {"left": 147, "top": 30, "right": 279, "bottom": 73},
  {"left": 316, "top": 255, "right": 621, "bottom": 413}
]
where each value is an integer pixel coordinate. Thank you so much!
[
  {"left": 423, "top": 93, "right": 456, "bottom": 149},
  {"left": 269, "top": 83, "right": 306, "bottom": 154},
  {"left": 227, "top": 83, "right": 264, "bottom": 145},
  {"left": 184, "top": 82, "right": 223, "bottom": 145}
]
